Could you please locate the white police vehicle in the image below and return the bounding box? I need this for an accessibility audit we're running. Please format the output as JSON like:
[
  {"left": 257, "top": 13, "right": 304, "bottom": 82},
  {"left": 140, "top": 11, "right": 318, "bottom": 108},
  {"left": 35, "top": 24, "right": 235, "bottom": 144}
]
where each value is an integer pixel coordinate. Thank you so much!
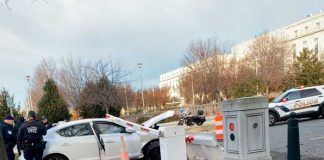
[{"left": 269, "top": 85, "right": 324, "bottom": 126}]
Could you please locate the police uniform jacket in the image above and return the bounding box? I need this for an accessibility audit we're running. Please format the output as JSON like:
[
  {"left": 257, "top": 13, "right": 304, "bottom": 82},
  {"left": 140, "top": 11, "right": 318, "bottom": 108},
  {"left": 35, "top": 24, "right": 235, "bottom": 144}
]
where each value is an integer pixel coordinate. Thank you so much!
[
  {"left": 17, "top": 120, "right": 47, "bottom": 149},
  {"left": 0, "top": 122, "right": 16, "bottom": 146}
]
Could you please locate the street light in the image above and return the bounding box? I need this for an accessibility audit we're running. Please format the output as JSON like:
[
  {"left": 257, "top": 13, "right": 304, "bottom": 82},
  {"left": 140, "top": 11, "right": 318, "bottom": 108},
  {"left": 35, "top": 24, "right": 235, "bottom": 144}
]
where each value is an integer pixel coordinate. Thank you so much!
[
  {"left": 191, "top": 74, "right": 195, "bottom": 106},
  {"left": 254, "top": 57, "right": 259, "bottom": 93},
  {"left": 152, "top": 88, "right": 156, "bottom": 109},
  {"left": 137, "top": 63, "right": 145, "bottom": 114},
  {"left": 124, "top": 84, "right": 129, "bottom": 115},
  {"left": 25, "top": 75, "right": 32, "bottom": 111}
]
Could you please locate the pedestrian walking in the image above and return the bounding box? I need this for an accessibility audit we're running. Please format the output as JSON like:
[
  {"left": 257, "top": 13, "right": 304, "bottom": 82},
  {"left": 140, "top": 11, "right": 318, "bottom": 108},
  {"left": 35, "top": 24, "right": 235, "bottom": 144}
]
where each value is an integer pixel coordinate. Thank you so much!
[
  {"left": 17, "top": 111, "right": 47, "bottom": 160},
  {"left": 0, "top": 114, "right": 16, "bottom": 160}
]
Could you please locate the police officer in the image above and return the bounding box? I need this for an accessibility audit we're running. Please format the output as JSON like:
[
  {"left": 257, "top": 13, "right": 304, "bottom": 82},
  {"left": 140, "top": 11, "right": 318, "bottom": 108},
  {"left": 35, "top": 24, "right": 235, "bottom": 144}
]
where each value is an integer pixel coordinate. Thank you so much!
[
  {"left": 14, "top": 116, "right": 25, "bottom": 156},
  {"left": 0, "top": 114, "right": 16, "bottom": 160},
  {"left": 17, "top": 111, "right": 47, "bottom": 160},
  {"left": 41, "top": 116, "right": 53, "bottom": 130},
  {"left": 14, "top": 116, "right": 25, "bottom": 134}
]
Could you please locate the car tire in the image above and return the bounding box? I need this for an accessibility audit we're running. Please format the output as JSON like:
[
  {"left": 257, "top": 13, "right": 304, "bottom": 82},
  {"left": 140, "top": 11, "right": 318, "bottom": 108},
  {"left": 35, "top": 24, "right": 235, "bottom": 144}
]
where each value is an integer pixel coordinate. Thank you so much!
[
  {"left": 269, "top": 112, "right": 277, "bottom": 126},
  {"left": 196, "top": 121, "right": 204, "bottom": 126},
  {"left": 320, "top": 106, "right": 324, "bottom": 117},
  {"left": 178, "top": 119, "right": 184, "bottom": 125},
  {"left": 44, "top": 154, "right": 68, "bottom": 160},
  {"left": 144, "top": 141, "right": 160, "bottom": 160}
]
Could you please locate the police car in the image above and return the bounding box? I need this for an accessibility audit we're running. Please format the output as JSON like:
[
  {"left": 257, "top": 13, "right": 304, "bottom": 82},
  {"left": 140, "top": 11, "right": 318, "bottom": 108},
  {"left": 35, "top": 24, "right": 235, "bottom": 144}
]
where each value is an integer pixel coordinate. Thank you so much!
[{"left": 269, "top": 85, "right": 324, "bottom": 126}]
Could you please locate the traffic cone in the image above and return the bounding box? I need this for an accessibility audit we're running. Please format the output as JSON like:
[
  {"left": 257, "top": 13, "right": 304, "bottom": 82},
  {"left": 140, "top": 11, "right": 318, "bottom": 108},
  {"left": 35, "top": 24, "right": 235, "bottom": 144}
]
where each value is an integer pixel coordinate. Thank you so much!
[
  {"left": 215, "top": 112, "right": 224, "bottom": 141},
  {"left": 120, "top": 136, "right": 129, "bottom": 160}
]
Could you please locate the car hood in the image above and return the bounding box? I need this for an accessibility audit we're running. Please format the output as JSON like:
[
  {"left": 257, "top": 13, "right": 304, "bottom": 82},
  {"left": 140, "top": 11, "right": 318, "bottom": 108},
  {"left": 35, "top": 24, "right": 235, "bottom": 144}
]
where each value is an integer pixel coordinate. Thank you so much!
[
  {"left": 142, "top": 110, "right": 175, "bottom": 128},
  {"left": 268, "top": 102, "right": 278, "bottom": 108}
]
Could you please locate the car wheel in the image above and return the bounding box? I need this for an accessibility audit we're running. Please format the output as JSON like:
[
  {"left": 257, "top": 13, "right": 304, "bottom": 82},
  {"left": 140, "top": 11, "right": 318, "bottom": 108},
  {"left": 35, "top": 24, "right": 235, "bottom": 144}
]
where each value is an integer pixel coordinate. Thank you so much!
[
  {"left": 144, "top": 141, "right": 160, "bottom": 160},
  {"left": 269, "top": 112, "right": 277, "bottom": 126},
  {"left": 178, "top": 119, "right": 184, "bottom": 125},
  {"left": 195, "top": 120, "right": 204, "bottom": 126},
  {"left": 44, "top": 154, "right": 68, "bottom": 160},
  {"left": 321, "top": 106, "right": 324, "bottom": 117}
]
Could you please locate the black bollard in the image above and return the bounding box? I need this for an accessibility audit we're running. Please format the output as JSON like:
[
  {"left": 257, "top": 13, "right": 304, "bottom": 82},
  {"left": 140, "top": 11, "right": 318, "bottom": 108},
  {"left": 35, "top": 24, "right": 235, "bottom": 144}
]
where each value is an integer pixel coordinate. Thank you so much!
[{"left": 287, "top": 112, "right": 300, "bottom": 160}]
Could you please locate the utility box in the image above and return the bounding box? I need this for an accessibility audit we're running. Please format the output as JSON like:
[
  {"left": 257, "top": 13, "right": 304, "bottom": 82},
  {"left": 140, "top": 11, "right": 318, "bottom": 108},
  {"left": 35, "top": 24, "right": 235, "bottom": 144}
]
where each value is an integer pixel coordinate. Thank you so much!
[
  {"left": 159, "top": 126, "right": 187, "bottom": 160},
  {"left": 222, "top": 96, "right": 272, "bottom": 160}
]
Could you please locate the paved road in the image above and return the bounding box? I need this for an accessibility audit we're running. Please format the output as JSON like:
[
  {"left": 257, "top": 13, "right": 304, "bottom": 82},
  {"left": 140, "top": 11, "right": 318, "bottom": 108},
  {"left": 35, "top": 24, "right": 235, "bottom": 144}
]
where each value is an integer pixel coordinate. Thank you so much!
[
  {"left": 270, "top": 117, "right": 324, "bottom": 159},
  {"left": 163, "top": 115, "right": 324, "bottom": 159}
]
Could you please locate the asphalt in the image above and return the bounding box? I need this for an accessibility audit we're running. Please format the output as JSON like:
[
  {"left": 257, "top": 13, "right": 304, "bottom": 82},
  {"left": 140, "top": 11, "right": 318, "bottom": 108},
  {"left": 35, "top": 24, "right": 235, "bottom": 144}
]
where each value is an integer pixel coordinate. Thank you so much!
[
  {"left": 181, "top": 116, "right": 324, "bottom": 159},
  {"left": 270, "top": 117, "right": 324, "bottom": 159}
]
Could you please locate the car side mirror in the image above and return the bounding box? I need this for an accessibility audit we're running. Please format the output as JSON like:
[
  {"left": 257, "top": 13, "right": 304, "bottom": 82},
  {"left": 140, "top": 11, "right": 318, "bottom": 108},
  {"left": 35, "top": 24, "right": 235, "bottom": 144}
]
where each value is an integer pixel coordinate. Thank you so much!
[
  {"left": 281, "top": 98, "right": 288, "bottom": 102},
  {"left": 125, "top": 127, "right": 136, "bottom": 133}
]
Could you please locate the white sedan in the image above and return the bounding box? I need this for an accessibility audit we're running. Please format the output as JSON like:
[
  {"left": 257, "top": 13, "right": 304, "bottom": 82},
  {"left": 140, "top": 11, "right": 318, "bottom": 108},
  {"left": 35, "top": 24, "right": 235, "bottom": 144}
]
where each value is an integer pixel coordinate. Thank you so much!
[
  {"left": 18, "top": 111, "right": 175, "bottom": 160},
  {"left": 42, "top": 118, "right": 143, "bottom": 160}
]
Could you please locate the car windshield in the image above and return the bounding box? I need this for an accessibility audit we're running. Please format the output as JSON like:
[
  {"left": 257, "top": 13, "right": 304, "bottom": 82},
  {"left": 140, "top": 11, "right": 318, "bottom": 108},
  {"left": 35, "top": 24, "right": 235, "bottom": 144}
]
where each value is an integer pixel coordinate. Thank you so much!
[{"left": 272, "top": 91, "right": 289, "bottom": 103}]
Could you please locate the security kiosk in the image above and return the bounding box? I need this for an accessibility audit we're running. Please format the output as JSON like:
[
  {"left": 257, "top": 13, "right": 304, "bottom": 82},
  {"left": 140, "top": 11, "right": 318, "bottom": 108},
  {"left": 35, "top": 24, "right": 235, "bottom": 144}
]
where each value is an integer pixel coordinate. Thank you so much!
[
  {"left": 159, "top": 126, "right": 187, "bottom": 160},
  {"left": 222, "top": 96, "right": 272, "bottom": 160}
]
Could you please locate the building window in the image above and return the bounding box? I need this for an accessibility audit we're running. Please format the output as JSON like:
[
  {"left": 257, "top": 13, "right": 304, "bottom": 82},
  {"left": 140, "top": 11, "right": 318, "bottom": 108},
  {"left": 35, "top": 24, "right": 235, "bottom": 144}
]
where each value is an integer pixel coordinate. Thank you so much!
[
  {"left": 294, "top": 30, "right": 298, "bottom": 38},
  {"left": 303, "top": 41, "right": 307, "bottom": 49},
  {"left": 305, "top": 26, "right": 308, "bottom": 33},
  {"left": 314, "top": 38, "right": 319, "bottom": 54},
  {"left": 317, "top": 22, "right": 320, "bottom": 30}
]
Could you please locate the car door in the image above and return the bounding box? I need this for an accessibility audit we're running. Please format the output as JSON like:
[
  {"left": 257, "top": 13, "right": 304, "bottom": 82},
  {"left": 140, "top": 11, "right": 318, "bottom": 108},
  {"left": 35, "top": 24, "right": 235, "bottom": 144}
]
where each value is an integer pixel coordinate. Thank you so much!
[
  {"left": 57, "top": 123, "right": 100, "bottom": 160},
  {"left": 94, "top": 121, "right": 142, "bottom": 160},
  {"left": 281, "top": 90, "right": 301, "bottom": 114},
  {"left": 298, "top": 88, "right": 323, "bottom": 112}
]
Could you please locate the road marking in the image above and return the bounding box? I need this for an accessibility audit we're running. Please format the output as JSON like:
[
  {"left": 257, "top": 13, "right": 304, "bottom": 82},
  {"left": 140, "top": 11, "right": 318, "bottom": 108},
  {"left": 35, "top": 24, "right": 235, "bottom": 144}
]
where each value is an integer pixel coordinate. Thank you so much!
[{"left": 309, "top": 136, "right": 324, "bottom": 141}]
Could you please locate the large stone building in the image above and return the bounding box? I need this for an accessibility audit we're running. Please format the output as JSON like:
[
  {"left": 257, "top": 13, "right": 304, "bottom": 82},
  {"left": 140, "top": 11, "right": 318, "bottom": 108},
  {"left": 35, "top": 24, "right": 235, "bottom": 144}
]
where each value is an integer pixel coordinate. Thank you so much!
[
  {"left": 160, "top": 11, "right": 324, "bottom": 100},
  {"left": 233, "top": 11, "right": 324, "bottom": 62},
  {"left": 159, "top": 67, "right": 186, "bottom": 99}
]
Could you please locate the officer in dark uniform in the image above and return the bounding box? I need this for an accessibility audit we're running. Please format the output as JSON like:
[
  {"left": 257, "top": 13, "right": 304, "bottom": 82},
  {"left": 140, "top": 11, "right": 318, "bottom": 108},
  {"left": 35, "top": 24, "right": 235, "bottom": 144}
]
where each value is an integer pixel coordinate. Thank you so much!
[
  {"left": 41, "top": 116, "right": 53, "bottom": 130},
  {"left": 14, "top": 116, "right": 25, "bottom": 156},
  {"left": 17, "top": 111, "right": 47, "bottom": 160},
  {"left": 0, "top": 114, "right": 16, "bottom": 160}
]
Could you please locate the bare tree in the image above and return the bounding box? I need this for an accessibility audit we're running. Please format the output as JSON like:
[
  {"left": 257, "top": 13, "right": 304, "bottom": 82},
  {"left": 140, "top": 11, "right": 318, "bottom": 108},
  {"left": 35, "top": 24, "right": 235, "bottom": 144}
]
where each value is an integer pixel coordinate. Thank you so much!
[
  {"left": 246, "top": 33, "right": 292, "bottom": 95},
  {"left": 153, "top": 87, "right": 170, "bottom": 109},
  {"left": 81, "top": 59, "right": 130, "bottom": 114},
  {"left": 30, "top": 58, "right": 57, "bottom": 111},
  {"left": 181, "top": 38, "right": 228, "bottom": 104},
  {"left": 58, "top": 57, "right": 89, "bottom": 118},
  {"left": 220, "top": 55, "right": 238, "bottom": 99}
]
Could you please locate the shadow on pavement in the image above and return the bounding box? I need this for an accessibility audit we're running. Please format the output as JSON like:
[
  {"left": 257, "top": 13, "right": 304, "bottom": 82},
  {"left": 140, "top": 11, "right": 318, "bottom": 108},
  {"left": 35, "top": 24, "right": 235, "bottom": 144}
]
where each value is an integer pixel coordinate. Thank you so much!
[{"left": 271, "top": 151, "right": 324, "bottom": 160}]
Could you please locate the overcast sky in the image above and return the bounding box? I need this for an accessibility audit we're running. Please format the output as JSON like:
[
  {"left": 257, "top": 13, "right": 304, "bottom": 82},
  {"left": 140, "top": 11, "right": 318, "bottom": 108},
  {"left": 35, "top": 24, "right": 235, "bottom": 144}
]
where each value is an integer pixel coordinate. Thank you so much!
[{"left": 0, "top": 0, "right": 323, "bottom": 106}]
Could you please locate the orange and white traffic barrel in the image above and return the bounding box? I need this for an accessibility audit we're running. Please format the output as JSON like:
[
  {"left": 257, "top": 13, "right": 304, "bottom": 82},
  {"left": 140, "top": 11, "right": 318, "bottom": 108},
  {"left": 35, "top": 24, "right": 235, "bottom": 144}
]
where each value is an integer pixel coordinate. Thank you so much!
[
  {"left": 120, "top": 136, "right": 129, "bottom": 160},
  {"left": 215, "top": 112, "right": 224, "bottom": 141}
]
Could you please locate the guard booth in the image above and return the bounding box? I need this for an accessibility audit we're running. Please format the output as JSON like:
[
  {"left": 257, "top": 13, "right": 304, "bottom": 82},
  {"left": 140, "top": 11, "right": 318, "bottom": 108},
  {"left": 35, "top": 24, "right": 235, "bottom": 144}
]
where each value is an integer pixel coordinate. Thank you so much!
[{"left": 222, "top": 96, "right": 272, "bottom": 160}]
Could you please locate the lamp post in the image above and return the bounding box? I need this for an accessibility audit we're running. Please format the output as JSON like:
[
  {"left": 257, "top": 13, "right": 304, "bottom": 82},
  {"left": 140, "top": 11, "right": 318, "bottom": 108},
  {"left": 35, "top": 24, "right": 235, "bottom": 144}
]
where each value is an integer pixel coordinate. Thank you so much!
[
  {"left": 137, "top": 63, "right": 145, "bottom": 114},
  {"left": 254, "top": 57, "right": 259, "bottom": 94},
  {"left": 25, "top": 75, "right": 32, "bottom": 111},
  {"left": 124, "top": 84, "right": 129, "bottom": 115},
  {"left": 152, "top": 88, "right": 156, "bottom": 111},
  {"left": 191, "top": 74, "right": 195, "bottom": 106}
]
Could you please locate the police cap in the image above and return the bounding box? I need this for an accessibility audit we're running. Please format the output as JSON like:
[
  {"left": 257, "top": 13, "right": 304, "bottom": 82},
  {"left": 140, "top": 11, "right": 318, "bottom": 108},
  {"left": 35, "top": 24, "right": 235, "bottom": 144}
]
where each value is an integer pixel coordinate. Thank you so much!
[{"left": 4, "top": 114, "right": 14, "bottom": 120}]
